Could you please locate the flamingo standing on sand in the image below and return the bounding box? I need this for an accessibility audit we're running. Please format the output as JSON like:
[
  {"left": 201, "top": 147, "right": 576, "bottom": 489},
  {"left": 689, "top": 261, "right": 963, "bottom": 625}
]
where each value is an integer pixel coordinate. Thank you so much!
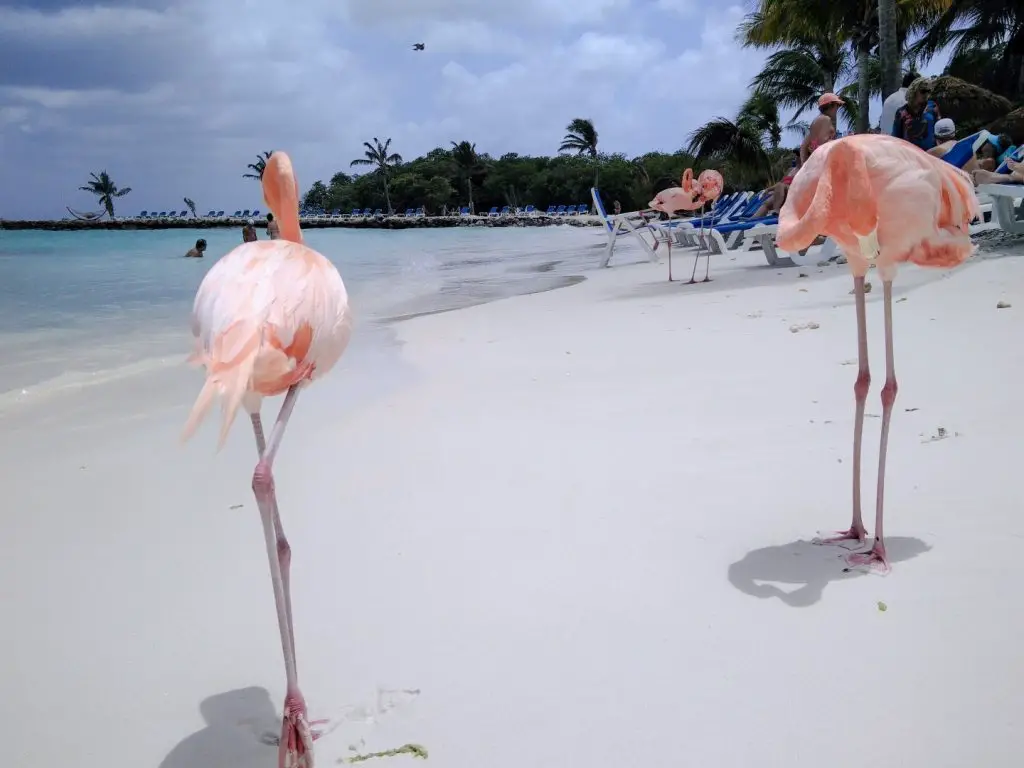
[
  {"left": 776, "top": 134, "right": 978, "bottom": 572},
  {"left": 182, "top": 150, "right": 353, "bottom": 767},
  {"left": 648, "top": 168, "right": 724, "bottom": 283},
  {"left": 689, "top": 169, "right": 724, "bottom": 283}
]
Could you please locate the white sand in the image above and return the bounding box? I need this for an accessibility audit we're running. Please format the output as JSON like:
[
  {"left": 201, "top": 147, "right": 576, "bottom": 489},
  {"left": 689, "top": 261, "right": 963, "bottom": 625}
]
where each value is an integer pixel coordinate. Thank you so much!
[{"left": 3, "top": 235, "right": 1023, "bottom": 767}]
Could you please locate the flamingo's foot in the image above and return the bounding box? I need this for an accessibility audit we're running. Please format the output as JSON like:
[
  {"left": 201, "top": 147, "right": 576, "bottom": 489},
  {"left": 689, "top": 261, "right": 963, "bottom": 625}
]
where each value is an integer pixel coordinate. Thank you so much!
[
  {"left": 259, "top": 692, "right": 330, "bottom": 767},
  {"left": 701, "top": 277, "right": 712, "bottom": 283},
  {"left": 843, "top": 539, "right": 891, "bottom": 574},
  {"left": 812, "top": 525, "right": 867, "bottom": 548}
]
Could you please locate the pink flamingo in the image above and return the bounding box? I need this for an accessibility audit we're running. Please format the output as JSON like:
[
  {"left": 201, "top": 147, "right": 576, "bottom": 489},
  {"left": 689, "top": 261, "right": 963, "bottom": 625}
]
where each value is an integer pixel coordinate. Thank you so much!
[
  {"left": 776, "top": 134, "right": 978, "bottom": 572},
  {"left": 648, "top": 168, "right": 706, "bottom": 281},
  {"left": 689, "top": 169, "right": 724, "bottom": 284},
  {"left": 182, "top": 150, "right": 353, "bottom": 766}
]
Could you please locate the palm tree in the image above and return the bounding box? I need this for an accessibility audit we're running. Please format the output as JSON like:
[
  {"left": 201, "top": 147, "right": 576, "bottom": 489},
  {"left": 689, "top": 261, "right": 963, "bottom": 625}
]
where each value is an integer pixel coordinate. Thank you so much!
[
  {"left": 350, "top": 137, "right": 402, "bottom": 214},
  {"left": 740, "top": 0, "right": 946, "bottom": 133},
  {"left": 877, "top": 0, "right": 900, "bottom": 100},
  {"left": 78, "top": 171, "right": 131, "bottom": 218},
  {"left": 183, "top": 197, "right": 197, "bottom": 217},
  {"left": 911, "top": 0, "right": 1024, "bottom": 101},
  {"left": 243, "top": 151, "right": 274, "bottom": 181},
  {"left": 559, "top": 118, "right": 600, "bottom": 186},
  {"left": 449, "top": 141, "right": 480, "bottom": 213},
  {"left": 749, "top": 39, "right": 860, "bottom": 131}
]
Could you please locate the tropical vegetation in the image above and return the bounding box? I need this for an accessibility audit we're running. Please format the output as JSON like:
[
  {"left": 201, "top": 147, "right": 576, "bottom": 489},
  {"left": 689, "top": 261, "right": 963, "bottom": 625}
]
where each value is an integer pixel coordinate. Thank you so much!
[
  {"left": 242, "top": 151, "right": 274, "bottom": 181},
  {"left": 287, "top": 1, "right": 1024, "bottom": 216},
  {"left": 78, "top": 171, "right": 132, "bottom": 218}
]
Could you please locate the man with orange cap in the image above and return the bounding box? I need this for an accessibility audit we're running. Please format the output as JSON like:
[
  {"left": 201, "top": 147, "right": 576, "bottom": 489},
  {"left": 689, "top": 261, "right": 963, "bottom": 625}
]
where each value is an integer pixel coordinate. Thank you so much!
[{"left": 800, "top": 92, "right": 844, "bottom": 164}]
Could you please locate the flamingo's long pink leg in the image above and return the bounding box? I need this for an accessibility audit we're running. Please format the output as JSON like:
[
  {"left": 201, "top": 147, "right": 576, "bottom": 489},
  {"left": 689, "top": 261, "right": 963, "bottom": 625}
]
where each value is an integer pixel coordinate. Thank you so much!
[
  {"left": 847, "top": 279, "right": 896, "bottom": 572},
  {"left": 251, "top": 412, "right": 295, "bottom": 672},
  {"left": 817, "top": 275, "right": 870, "bottom": 545},
  {"left": 250, "top": 386, "right": 317, "bottom": 767}
]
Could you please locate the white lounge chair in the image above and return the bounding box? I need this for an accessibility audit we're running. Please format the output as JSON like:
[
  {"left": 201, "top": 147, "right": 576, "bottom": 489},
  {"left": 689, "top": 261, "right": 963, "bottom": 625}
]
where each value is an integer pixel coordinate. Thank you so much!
[{"left": 590, "top": 187, "right": 660, "bottom": 268}]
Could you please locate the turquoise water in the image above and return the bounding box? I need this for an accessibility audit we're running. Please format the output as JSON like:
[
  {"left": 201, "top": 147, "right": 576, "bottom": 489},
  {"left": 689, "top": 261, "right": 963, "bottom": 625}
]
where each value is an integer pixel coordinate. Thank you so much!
[{"left": 0, "top": 226, "right": 607, "bottom": 411}]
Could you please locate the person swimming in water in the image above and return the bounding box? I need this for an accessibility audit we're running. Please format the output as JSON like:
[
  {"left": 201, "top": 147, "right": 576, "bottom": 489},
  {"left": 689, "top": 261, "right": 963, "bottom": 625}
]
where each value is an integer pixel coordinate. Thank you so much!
[{"left": 185, "top": 238, "right": 207, "bottom": 258}]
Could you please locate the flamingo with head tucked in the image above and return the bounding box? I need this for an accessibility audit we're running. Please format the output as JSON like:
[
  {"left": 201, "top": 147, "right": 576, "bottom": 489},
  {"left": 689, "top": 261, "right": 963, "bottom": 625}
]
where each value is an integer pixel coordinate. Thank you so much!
[
  {"left": 688, "top": 169, "right": 724, "bottom": 283},
  {"left": 182, "top": 150, "right": 354, "bottom": 767},
  {"left": 776, "top": 133, "right": 978, "bottom": 572}
]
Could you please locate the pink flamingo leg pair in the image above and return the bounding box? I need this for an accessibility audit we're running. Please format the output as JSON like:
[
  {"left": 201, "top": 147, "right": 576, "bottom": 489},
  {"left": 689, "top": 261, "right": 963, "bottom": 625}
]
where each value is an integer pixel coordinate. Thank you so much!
[
  {"left": 819, "top": 275, "right": 897, "bottom": 570},
  {"left": 775, "top": 135, "right": 977, "bottom": 573},
  {"left": 250, "top": 387, "right": 322, "bottom": 766}
]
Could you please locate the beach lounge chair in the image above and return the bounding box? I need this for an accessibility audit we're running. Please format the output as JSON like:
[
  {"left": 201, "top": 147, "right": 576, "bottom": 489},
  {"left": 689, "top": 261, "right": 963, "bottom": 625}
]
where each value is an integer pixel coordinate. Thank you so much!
[
  {"left": 232, "top": 210, "right": 241, "bottom": 217},
  {"left": 544, "top": 205, "right": 557, "bottom": 215},
  {"left": 975, "top": 182, "right": 1024, "bottom": 233},
  {"left": 373, "top": 209, "right": 383, "bottom": 216},
  {"left": 205, "top": 210, "right": 216, "bottom": 217},
  {"left": 499, "top": 205, "right": 510, "bottom": 216},
  {"left": 577, "top": 204, "right": 589, "bottom": 215},
  {"left": 565, "top": 205, "right": 578, "bottom": 215},
  {"left": 523, "top": 205, "right": 536, "bottom": 215},
  {"left": 486, "top": 206, "right": 499, "bottom": 217},
  {"left": 591, "top": 187, "right": 660, "bottom": 267},
  {"left": 555, "top": 205, "right": 567, "bottom": 215},
  {"left": 138, "top": 211, "right": 148, "bottom": 218},
  {"left": 460, "top": 207, "right": 470, "bottom": 216}
]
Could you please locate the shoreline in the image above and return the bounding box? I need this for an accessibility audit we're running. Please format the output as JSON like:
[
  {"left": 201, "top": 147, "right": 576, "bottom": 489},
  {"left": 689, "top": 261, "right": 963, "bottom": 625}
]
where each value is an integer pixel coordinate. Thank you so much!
[
  {"left": 0, "top": 214, "right": 606, "bottom": 231},
  {"left": 4, "top": 238, "right": 1022, "bottom": 767}
]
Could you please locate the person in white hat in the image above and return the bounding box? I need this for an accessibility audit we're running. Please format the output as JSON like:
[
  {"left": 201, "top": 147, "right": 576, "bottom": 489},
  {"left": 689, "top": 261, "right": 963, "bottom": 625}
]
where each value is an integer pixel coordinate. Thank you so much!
[
  {"left": 928, "top": 118, "right": 957, "bottom": 158},
  {"left": 242, "top": 217, "right": 258, "bottom": 243}
]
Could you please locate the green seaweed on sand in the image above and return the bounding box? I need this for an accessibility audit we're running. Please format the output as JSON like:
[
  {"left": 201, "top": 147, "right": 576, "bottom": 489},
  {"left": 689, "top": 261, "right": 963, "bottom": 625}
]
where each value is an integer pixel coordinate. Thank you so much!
[{"left": 343, "top": 744, "right": 428, "bottom": 763}]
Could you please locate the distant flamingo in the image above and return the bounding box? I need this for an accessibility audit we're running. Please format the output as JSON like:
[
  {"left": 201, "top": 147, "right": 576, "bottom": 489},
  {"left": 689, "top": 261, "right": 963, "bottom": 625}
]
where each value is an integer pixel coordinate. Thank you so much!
[
  {"left": 649, "top": 168, "right": 714, "bottom": 281},
  {"left": 689, "top": 169, "right": 724, "bottom": 283},
  {"left": 182, "top": 150, "right": 353, "bottom": 766},
  {"left": 776, "top": 134, "right": 977, "bottom": 572}
]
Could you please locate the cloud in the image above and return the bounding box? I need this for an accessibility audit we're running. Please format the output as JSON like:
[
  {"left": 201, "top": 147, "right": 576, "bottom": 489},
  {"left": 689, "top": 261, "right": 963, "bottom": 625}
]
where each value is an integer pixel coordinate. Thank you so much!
[{"left": 0, "top": 0, "right": 771, "bottom": 219}]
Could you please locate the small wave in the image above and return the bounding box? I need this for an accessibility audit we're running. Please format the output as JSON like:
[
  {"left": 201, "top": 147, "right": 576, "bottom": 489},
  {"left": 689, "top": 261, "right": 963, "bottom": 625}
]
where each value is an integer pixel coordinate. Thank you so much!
[{"left": 0, "top": 354, "right": 186, "bottom": 414}]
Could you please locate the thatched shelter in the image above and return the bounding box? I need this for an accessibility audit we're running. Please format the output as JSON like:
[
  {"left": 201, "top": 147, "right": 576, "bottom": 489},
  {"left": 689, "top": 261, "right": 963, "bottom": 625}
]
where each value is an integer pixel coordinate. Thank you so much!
[
  {"left": 929, "top": 76, "right": 1012, "bottom": 136},
  {"left": 987, "top": 107, "right": 1024, "bottom": 146}
]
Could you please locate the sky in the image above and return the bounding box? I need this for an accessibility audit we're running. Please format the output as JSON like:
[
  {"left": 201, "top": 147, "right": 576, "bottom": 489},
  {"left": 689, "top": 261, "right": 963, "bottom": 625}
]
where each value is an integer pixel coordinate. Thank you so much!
[{"left": 0, "top": 0, "right": 950, "bottom": 220}]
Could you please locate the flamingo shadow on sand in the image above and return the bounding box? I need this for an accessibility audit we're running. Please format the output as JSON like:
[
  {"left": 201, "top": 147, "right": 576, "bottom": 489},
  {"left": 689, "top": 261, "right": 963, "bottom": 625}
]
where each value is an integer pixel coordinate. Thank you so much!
[
  {"left": 727, "top": 536, "right": 931, "bottom": 608},
  {"left": 160, "top": 687, "right": 280, "bottom": 768}
]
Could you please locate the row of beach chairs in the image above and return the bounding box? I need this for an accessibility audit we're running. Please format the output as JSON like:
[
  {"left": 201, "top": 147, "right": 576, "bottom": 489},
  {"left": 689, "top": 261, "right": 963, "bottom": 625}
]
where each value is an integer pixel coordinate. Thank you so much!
[
  {"left": 134, "top": 210, "right": 259, "bottom": 219},
  {"left": 591, "top": 161, "right": 1008, "bottom": 271}
]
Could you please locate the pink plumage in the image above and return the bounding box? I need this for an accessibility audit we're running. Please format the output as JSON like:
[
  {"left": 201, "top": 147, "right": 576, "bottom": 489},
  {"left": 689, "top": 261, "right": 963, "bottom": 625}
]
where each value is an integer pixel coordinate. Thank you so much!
[
  {"left": 775, "top": 133, "right": 979, "bottom": 572},
  {"left": 183, "top": 152, "right": 353, "bottom": 448},
  {"left": 777, "top": 134, "right": 978, "bottom": 281}
]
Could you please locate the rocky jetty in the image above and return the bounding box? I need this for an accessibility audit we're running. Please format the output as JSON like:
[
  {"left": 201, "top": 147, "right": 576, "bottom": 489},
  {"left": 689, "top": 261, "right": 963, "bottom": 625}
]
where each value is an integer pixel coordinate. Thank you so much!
[{"left": 0, "top": 214, "right": 604, "bottom": 232}]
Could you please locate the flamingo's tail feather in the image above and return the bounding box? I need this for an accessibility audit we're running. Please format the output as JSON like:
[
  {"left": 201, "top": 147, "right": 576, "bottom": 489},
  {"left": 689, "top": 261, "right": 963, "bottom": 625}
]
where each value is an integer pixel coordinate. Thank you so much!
[{"left": 181, "top": 323, "right": 261, "bottom": 449}]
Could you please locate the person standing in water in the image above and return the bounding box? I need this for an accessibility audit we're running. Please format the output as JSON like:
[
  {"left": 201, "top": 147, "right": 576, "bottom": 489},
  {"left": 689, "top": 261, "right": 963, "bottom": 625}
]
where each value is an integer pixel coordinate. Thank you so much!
[
  {"left": 266, "top": 212, "right": 280, "bottom": 240},
  {"left": 242, "top": 218, "right": 258, "bottom": 243}
]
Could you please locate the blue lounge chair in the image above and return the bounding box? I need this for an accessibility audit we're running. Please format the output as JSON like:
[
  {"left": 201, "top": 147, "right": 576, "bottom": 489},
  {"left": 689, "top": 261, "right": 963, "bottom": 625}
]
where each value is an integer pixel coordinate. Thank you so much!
[
  {"left": 940, "top": 132, "right": 983, "bottom": 169},
  {"left": 555, "top": 205, "right": 567, "bottom": 215},
  {"left": 523, "top": 205, "right": 536, "bottom": 215},
  {"left": 577, "top": 204, "right": 589, "bottom": 214},
  {"left": 138, "top": 210, "right": 148, "bottom": 218},
  {"left": 544, "top": 205, "right": 557, "bottom": 215},
  {"left": 251, "top": 209, "right": 260, "bottom": 217},
  {"left": 460, "top": 207, "right": 470, "bottom": 216},
  {"left": 486, "top": 206, "right": 499, "bottom": 216},
  {"left": 565, "top": 205, "right": 577, "bottom": 215}
]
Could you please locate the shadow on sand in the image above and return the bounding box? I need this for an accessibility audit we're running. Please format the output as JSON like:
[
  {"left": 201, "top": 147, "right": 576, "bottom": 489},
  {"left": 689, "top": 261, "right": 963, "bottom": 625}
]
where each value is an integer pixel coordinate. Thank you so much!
[
  {"left": 160, "top": 687, "right": 279, "bottom": 768},
  {"left": 727, "top": 536, "right": 931, "bottom": 608}
]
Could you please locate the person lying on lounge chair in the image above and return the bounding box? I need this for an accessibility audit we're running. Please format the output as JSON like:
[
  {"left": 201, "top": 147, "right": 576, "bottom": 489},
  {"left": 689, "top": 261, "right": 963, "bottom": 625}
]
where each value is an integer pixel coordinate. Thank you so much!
[
  {"left": 973, "top": 158, "right": 1024, "bottom": 186},
  {"left": 753, "top": 152, "right": 801, "bottom": 218},
  {"left": 965, "top": 133, "right": 1014, "bottom": 175}
]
